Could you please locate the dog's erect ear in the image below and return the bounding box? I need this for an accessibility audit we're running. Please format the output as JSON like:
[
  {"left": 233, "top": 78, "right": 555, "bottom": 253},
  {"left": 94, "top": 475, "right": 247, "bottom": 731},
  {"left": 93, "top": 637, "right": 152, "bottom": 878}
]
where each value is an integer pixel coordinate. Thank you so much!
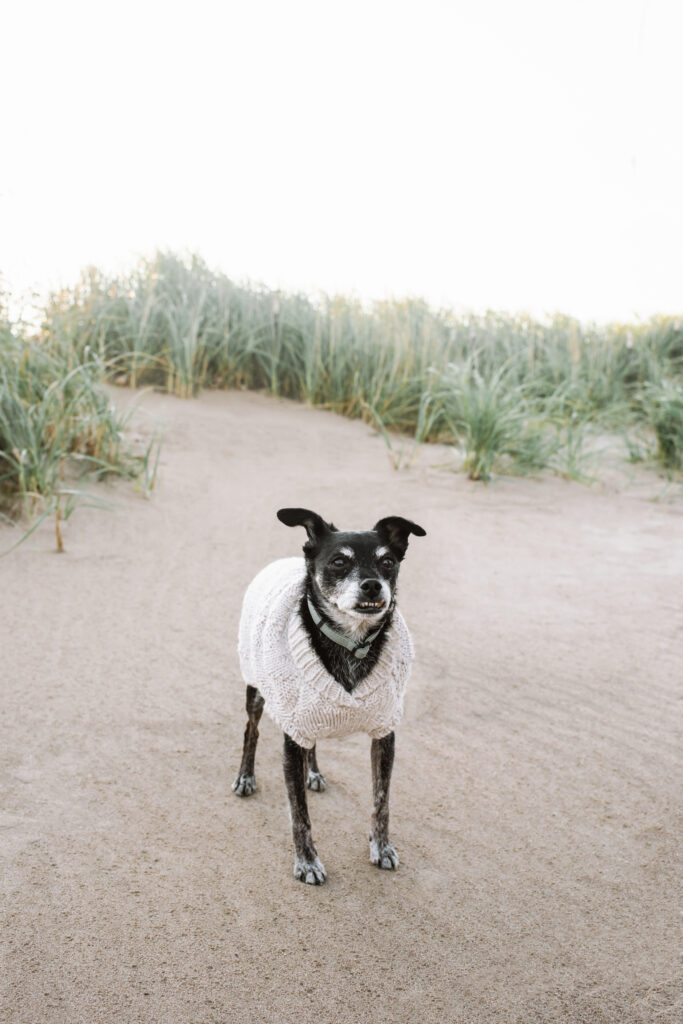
[
  {"left": 374, "top": 516, "right": 426, "bottom": 558},
  {"left": 277, "top": 508, "right": 337, "bottom": 547}
]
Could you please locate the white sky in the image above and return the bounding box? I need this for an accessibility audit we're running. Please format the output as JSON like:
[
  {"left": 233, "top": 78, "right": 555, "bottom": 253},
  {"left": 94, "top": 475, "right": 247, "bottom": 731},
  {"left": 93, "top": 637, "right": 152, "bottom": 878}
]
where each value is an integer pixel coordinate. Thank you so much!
[{"left": 1, "top": 0, "right": 681, "bottom": 323}]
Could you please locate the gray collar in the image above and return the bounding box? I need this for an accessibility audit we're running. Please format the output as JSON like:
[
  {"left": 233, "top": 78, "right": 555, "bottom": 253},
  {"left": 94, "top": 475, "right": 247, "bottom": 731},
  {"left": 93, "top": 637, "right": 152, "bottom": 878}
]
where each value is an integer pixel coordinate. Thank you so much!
[{"left": 306, "top": 596, "right": 391, "bottom": 660}]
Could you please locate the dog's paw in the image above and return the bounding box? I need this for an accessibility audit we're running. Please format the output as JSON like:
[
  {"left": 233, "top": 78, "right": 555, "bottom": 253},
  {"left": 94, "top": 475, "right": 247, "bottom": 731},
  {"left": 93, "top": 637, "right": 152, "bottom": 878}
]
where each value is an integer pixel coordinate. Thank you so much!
[
  {"left": 232, "top": 773, "right": 256, "bottom": 797},
  {"left": 369, "top": 838, "right": 399, "bottom": 870},
  {"left": 294, "top": 855, "right": 327, "bottom": 885},
  {"left": 306, "top": 769, "right": 326, "bottom": 792}
]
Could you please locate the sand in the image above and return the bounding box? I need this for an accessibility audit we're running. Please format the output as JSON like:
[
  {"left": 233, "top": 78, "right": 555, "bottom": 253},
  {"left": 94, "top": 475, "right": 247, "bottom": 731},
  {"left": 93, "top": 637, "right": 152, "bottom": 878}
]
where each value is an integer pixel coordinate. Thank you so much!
[{"left": 1, "top": 388, "right": 681, "bottom": 1024}]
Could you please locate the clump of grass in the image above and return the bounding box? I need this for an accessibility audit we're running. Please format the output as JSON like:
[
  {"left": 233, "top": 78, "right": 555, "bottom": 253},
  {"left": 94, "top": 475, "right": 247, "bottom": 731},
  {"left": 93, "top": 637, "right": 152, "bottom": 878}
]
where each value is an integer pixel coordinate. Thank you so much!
[
  {"left": 0, "top": 323, "right": 159, "bottom": 553},
  {"left": 639, "top": 380, "right": 683, "bottom": 471},
  {"left": 439, "top": 361, "right": 550, "bottom": 481}
]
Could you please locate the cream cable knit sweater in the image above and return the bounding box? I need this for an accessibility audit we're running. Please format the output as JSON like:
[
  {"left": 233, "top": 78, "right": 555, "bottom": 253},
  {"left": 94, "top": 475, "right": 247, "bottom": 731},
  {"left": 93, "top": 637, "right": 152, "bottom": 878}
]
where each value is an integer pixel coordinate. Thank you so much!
[{"left": 238, "top": 557, "right": 414, "bottom": 749}]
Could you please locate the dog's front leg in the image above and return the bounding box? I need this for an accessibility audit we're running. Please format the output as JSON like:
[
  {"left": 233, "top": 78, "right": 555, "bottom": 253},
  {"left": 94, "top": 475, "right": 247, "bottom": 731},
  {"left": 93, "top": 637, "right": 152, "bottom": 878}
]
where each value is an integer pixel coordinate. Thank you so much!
[
  {"left": 306, "top": 744, "right": 326, "bottom": 791},
  {"left": 283, "top": 734, "right": 327, "bottom": 885},
  {"left": 370, "top": 732, "right": 399, "bottom": 870}
]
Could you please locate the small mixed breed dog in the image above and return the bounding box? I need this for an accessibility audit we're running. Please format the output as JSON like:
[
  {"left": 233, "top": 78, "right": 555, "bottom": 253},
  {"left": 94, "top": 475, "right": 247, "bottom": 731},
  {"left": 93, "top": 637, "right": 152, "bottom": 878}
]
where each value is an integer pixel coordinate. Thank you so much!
[{"left": 233, "top": 507, "right": 425, "bottom": 884}]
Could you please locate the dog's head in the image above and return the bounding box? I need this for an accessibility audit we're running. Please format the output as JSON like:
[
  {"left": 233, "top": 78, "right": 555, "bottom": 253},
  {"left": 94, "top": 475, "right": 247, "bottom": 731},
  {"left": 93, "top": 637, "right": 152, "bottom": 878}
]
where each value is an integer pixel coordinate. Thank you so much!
[{"left": 277, "top": 508, "right": 425, "bottom": 631}]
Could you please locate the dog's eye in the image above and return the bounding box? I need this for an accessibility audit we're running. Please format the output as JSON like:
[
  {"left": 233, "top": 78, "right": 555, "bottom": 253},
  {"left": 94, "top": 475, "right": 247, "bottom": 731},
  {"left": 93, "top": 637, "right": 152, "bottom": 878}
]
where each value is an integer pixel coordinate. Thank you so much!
[
  {"left": 380, "top": 555, "right": 395, "bottom": 569},
  {"left": 331, "top": 556, "right": 347, "bottom": 568}
]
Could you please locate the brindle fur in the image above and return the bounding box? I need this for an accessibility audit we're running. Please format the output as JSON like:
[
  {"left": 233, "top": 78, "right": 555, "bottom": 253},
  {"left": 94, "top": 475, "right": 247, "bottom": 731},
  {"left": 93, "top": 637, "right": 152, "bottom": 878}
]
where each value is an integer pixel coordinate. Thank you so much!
[
  {"left": 370, "top": 732, "right": 398, "bottom": 868},
  {"left": 232, "top": 684, "right": 264, "bottom": 796},
  {"left": 232, "top": 508, "right": 425, "bottom": 884}
]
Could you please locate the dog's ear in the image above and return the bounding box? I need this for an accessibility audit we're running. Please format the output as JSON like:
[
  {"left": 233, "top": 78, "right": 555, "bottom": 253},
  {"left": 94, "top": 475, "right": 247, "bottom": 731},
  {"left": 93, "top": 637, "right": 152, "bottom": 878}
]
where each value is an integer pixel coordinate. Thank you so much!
[
  {"left": 374, "top": 516, "right": 426, "bottom": 559},
  {"left": 277, "top": 508, "right": 337, "bottom": 548}
]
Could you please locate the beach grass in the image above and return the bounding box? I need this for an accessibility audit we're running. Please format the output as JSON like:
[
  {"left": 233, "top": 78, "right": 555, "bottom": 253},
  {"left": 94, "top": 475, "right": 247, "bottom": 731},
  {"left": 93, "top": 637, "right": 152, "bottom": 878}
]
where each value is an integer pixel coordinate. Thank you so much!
[
  {"left": 4, "top": 251, "right": 682, "bottom": 491},
  {"left": 0, "top": 311, "right": 159, "bottom": 551}
]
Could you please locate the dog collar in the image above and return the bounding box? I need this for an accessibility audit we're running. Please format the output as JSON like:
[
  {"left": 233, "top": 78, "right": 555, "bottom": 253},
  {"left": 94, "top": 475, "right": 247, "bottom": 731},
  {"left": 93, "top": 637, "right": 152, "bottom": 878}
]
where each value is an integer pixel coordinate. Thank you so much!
[{"left": 306, "top": 596, "right": 391, "bottom": 660}]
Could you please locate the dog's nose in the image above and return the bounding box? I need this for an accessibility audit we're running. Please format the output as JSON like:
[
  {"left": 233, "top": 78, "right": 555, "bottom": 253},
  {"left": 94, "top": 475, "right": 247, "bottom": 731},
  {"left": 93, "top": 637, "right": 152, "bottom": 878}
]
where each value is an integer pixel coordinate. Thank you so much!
[{"left": 360, "top": 578, "right": 382, "bottom": 597}]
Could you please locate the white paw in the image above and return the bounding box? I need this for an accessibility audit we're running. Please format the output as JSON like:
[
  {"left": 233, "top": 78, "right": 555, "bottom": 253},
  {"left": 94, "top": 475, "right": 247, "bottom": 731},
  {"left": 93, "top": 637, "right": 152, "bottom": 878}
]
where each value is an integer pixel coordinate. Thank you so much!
[
  {"left": 370, "top": 838, "right": 399, "bottom": 870},
  {"left": 232, "top": 773, "right": 256, "bottom": 797},
  {"left": 306, "top": 770, "right": 326, "bottom": 792},
  {"left": 294, "top": 855, "right": 327, "bottom": 885}
]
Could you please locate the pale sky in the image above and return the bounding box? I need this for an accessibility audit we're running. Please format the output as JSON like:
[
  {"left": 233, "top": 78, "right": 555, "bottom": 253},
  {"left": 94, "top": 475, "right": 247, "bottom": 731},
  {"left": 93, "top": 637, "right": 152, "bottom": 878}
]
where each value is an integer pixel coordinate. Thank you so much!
[{"left": 1, "top": 0, "right": 681, "bottom": 323}]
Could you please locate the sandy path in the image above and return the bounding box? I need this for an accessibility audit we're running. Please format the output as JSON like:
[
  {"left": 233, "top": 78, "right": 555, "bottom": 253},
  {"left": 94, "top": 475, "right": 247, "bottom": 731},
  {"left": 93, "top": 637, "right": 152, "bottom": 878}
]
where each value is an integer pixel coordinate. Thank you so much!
[{"left": 1, "top": 389, "right": 681, "bottom": 1024}]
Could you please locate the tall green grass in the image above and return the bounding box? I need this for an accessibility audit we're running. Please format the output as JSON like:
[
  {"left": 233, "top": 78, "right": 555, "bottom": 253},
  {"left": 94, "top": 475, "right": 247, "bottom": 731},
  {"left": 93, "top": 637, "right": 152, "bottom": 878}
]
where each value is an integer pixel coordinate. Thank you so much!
[
  {"left": 640, "top": 380, "right": 683, "bottom": 470},
  {"left": 0, "top": 314, "right": 159, "bottom": 552},
  {"left": 25, "top": 251, "right": 683, "bottom": 480}
]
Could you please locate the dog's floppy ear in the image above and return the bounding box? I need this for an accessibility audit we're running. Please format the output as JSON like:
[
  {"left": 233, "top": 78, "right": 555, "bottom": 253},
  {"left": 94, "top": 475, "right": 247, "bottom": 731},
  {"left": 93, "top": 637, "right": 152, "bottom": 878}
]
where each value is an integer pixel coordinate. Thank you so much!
[
  {"left": 277, "top": 508, "right": 337, "bottom": 547},
  {"left": 374, "top": 516, "right": 426, "bottom": 559}
]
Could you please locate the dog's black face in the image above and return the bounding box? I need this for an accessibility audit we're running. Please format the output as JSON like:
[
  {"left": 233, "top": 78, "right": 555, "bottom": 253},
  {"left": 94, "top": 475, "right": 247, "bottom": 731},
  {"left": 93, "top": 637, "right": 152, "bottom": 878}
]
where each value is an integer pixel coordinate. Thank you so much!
[
  {"left": 277, "top": 508, "right": 426, "bottom": 639},
  {"left": 310, "top": 529, "right": 400, "bottom": 620}
]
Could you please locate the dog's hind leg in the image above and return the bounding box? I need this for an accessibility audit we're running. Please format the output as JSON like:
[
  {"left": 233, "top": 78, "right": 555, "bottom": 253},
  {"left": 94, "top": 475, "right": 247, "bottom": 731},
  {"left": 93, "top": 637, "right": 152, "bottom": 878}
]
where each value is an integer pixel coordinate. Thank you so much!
[
  {"left": 306, "top": 744, "right": 326, "bottom": 792},
  {"left": 369, "top": 731, "right": 399, "bottom": 870},
  {"left": 232, "top": 685, "right": 265, "bottom": 797},
  {"left": 283, "top": 734, "right": 326, "bottom": 884}
]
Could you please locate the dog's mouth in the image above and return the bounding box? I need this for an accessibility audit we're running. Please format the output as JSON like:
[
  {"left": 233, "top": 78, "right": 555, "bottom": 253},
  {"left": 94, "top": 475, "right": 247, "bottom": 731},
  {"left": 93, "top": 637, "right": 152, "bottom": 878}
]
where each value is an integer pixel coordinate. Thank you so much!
[{"left": 354, "top": 600, "right": 386, "bottom": 613}]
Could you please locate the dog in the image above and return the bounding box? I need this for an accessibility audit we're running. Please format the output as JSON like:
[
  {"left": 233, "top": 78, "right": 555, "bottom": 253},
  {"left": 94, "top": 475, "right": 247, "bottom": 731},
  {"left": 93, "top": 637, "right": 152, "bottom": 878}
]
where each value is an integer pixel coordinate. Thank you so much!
[{"left": 232, "top": 508, "right": 425, "bottom": 884}]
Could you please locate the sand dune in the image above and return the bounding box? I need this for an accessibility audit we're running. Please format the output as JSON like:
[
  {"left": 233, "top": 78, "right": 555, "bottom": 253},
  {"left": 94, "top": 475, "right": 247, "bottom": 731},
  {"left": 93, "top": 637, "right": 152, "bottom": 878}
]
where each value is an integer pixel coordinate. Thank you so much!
[{"left": 1, "top": 388, "right": 680, "bottom": 1023}]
